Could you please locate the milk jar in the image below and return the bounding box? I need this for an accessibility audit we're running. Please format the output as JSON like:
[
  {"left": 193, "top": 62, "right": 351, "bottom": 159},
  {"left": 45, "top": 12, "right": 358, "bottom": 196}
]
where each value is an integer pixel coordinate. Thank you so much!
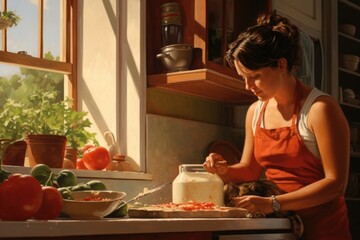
[{"left": 172, "top": 164, "right": 224, "bottom": 206}]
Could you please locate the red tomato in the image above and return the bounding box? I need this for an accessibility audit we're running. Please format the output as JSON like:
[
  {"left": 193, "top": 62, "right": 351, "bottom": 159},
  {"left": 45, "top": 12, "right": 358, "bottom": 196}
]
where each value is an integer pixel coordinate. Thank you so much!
[
  {"left": 33, "top": 186, "right": 63, "bottom": 220},
  {"left": 76, "top": 158, "right": 87, "bottom": 170},
  {"left": 82, "top": 146, "right": 111, "bottom": 170},
  {"left": 81, "top": 144, "right": 95, "bottom": 153},
  {"left": 0, "top": 174, "right": 43, "bottom": 221}
]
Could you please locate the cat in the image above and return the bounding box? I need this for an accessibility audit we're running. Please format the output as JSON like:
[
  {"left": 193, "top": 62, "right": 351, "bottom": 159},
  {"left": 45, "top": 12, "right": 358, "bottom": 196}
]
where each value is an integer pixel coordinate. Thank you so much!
[{"left": 223, "top": 179, "right": 303, "bottom": 239}]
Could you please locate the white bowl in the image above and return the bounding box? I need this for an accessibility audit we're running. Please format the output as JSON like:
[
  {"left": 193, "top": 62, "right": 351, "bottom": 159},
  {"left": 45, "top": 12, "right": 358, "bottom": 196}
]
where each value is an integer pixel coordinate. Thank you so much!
[
  {"left": 62, "top": 190, "right": 126, "bottom": 219},
  {"left": 343, "top": 88, "right": 356, "bottom": 99},
  {"left": 339, "top": 54, "right": 360, "bottom": 63},
  {"left": 340, "top": 60, "right": 359, "bottom": 71},
  {"left": 339, "top": 24, "right": 356, "bottom": 36}
]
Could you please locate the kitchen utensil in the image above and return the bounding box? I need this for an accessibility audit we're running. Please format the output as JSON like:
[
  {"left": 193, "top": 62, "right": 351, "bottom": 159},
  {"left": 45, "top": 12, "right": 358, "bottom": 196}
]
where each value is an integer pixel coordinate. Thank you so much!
[
  {"left": 156, "top": 43, "right": 193, "bottom": 72},
  {"left": 128, "top": 206, "right": 248, "bottom": 218},
  {"left": 117, "top": 182, "right": 171, "bottom": 209}
]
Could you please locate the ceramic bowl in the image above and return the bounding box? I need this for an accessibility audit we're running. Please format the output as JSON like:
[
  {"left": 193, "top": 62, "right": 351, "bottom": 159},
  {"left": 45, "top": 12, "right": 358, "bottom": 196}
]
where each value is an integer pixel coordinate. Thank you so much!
[
  {"left": 340, "top": 61, "right": 359, "bottom": 71},
  {"left": 339, "top": 54, "right": 360, "bottom": 63},
  {"left": 62, "top": 190, "right": 126, "bottom": 219},
  {"left": 339, "top": 54, "right": 360, "bottom": 71},
  {"left": 339, "top": 24, "right": 356, "bottom": 36}
]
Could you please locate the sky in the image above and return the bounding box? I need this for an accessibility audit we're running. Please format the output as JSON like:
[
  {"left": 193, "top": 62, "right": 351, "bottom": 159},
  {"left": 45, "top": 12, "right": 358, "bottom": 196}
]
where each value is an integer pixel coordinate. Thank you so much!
[{"left": 0, "top": 0, "right": 60, "bottom": 77}]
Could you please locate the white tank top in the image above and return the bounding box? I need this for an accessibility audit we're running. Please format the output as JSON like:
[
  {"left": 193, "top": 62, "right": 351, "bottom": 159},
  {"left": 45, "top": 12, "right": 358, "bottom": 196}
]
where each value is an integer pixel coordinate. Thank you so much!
[{"left": 252, "top": 88, "right": 328, "bottom": 159}]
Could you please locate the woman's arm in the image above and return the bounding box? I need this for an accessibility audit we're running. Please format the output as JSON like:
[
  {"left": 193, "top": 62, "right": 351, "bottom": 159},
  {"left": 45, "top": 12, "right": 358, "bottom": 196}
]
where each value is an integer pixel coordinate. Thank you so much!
[{"left": 203, "top": 101, "right": 264, "bottom": 183}]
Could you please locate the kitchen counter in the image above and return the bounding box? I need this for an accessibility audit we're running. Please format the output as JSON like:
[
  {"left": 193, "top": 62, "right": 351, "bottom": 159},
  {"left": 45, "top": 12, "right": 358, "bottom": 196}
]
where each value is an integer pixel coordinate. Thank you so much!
[{"left": 0, "top": 217, "right": 294, "bottom": 238}]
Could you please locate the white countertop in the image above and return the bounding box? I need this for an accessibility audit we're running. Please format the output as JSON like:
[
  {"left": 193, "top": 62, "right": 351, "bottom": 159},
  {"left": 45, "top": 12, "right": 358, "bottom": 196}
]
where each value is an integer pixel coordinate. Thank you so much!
[{"left": 0, "top": 217, "right": 294, "bottom": 238}]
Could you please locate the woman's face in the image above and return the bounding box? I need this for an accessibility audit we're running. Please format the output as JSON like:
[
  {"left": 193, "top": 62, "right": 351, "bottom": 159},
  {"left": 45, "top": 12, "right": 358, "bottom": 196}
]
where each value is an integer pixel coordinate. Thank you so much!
[{"left": 234, "top": 59, "right": 286, "bottom": 101}]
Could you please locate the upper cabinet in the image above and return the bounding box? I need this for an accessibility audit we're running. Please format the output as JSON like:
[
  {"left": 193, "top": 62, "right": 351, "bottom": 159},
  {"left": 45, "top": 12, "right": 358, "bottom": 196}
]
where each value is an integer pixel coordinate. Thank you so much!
[
  {"left": 146, "top": 0, "right": 271, "bottom": 104},
  {"left": 273, "top": 0, "right": 321, "bottom": 33}
]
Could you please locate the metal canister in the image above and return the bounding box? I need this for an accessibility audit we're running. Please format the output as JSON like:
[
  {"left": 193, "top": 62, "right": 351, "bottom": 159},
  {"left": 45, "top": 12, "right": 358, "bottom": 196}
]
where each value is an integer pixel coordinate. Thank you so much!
[
  {"left": 172, "top": 164, "right": 224, "bottom": 206},
  {"left": 161, "top": 2, "right": 183, "bottom": 46}
]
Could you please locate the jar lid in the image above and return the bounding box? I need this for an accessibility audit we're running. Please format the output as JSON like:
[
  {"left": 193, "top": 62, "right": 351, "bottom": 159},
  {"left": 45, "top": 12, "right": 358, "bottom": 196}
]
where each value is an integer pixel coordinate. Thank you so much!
[{"left": 179, "top": 164, "right": 206, "bottom": 173}]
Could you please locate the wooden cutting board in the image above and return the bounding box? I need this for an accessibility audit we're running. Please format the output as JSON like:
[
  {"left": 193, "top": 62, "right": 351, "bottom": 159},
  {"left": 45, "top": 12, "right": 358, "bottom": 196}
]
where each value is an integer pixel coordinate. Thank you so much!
[{"left": 128, "top": 206, "right": 248, "bottom": 218}]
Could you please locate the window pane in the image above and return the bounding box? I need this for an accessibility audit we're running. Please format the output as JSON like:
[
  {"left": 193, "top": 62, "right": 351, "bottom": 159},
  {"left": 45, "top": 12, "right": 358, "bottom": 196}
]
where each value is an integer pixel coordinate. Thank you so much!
[
  {"left": 7, "top": 0, "right": 38, "bottom": 56},
  {"left": 44, "top": 0, "right": 62, "bottom": 61},
  {"left": 0, "top": 63, "right": 64, "bottom": 108}
]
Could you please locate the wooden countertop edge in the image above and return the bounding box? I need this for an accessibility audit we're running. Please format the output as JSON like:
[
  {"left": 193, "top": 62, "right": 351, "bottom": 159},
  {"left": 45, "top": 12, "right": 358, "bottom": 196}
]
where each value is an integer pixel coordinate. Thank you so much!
[{"left": 0, "top": 218, "right": 293, "bottom": 238}]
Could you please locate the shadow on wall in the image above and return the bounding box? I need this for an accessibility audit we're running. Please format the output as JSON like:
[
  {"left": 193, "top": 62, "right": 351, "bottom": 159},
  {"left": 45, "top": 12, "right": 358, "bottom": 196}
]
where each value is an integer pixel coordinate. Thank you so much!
[{"left": 145, "top": 113, "right": 244, "bottom": 204}]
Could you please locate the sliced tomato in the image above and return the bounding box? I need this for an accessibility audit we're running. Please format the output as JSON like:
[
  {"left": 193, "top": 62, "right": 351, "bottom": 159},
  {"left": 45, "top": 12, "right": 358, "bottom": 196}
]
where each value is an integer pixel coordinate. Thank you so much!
[{"left": 155, "top": 201, "right": 216, "bottom": 211}]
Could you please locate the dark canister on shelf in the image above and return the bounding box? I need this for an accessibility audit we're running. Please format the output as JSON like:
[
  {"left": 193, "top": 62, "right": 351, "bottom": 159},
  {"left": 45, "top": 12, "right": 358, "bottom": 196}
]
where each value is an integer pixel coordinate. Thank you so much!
[{"left": 161, "top": 2, "right": 183, "bottom": 46}]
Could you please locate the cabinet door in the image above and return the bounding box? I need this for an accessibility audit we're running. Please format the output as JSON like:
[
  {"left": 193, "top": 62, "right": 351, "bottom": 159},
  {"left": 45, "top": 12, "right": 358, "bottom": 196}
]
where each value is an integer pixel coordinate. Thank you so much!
[{"left": 273, "top": 0, "right": 321, "bottom": 32}]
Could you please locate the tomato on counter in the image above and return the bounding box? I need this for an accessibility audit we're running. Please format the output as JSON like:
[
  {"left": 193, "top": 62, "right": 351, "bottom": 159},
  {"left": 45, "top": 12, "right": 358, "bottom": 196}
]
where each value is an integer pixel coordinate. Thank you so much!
[
  {"left": 0, "top": 174, "right": 43, "bottom": 221},
  {"left": 33, "top": 186, "right": 63, "bottom": 220},
  {"left": 82, "top": 146, "right": 110, "bottom": 170}
]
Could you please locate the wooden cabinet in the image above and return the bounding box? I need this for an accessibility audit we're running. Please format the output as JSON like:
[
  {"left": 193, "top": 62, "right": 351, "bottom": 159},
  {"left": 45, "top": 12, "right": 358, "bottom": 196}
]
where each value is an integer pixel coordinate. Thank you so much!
[
  {"left": 336, "top": 1, "right": 360, "bottom": 239},
  {"left": 273, "top": 0, "right": 321, "bottom": 32},
  {"left": 146, "top": 0, "right": 270, "bottom": 104}
]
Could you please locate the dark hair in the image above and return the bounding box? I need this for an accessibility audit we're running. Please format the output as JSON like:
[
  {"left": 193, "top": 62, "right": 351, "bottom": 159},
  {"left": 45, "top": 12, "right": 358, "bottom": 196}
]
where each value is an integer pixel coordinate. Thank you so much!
[{"left": 224, "top": 11, "right": 301, "bottom": 72}]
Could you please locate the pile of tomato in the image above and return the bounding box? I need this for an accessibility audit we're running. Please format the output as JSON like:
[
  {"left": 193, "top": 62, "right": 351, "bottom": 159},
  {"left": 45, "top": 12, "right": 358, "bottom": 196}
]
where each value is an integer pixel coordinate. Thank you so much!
[{"left": 0, "top": 174, "right": 63, "bottom": 221}]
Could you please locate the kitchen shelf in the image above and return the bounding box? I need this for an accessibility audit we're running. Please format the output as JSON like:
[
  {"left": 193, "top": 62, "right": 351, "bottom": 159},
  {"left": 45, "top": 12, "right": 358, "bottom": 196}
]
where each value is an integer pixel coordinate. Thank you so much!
[
  {"left": 147, "top": 68, "right": 256, "bottom": 104},
  {"left": 351, "top": 152, "right": 360, "bottom": 158}
]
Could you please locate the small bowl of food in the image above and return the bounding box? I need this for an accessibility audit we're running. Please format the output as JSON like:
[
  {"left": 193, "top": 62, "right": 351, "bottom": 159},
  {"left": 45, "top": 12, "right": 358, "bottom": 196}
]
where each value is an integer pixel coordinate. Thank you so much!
[{"left": 62, "top": 190, "right": 126, "bottom": 219}]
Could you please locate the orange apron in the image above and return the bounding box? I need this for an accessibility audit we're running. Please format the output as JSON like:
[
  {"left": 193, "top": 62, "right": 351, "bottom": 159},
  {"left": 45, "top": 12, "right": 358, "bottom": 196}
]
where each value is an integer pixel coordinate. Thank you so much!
[{"left": 253, "top": 83, "right": 351, "bottom": 240}]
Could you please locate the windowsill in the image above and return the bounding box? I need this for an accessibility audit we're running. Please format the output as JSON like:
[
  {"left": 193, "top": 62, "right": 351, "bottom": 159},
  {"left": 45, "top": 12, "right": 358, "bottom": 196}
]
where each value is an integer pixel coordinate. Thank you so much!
[{"left": 3, "top": 165, "right": 153, "bottom": 181}]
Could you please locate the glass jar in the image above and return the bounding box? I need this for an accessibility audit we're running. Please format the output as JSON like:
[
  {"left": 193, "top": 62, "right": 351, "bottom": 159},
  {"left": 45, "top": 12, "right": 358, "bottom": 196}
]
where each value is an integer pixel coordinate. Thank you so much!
[
  {"left": 161, "top": 2, "right": 183, "bottom": 46},
  {"left": 172, "top": 164, "right": 224, "bottom": 206}
]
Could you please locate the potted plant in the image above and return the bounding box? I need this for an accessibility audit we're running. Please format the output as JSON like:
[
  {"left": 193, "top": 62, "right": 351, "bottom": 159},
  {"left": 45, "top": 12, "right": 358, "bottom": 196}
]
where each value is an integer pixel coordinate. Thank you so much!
[
  {"left": 0, "top": 99, "right": 28, "bottom": 166},
  {"left": 0, "top": 91, "right": 98, "bottom": 168},
  {"left": 0, "top": 10, "right": 21, "bottom": 30}
]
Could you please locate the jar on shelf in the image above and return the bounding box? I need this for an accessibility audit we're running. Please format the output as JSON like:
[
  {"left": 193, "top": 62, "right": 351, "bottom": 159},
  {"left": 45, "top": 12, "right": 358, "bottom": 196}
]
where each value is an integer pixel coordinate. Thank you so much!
[
  {"left": 172, "top": 164, "right": 224, "bottom": 206},
  {"left": 161, "top": 1, "right": 183, "bottom": 46}
]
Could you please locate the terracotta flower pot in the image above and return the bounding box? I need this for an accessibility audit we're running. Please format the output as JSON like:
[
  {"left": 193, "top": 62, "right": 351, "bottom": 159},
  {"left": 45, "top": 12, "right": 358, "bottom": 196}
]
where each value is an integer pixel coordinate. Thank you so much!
[
  {"left": 0, "top": 139, "right": 27, "bottom": 166},
  {"left": 26, "top": 134, "right": 67, "bottom": 168}
]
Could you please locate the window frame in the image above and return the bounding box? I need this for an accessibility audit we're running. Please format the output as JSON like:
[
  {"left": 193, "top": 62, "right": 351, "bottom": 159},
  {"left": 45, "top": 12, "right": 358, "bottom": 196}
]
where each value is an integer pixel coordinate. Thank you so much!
[{"left": 0, "top": 0, "right": 77, "bottom": 104}]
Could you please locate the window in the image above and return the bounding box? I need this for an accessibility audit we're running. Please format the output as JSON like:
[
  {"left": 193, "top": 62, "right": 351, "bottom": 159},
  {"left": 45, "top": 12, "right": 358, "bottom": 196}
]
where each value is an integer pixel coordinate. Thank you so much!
[
  {"left": 0, "top": 0, "right": 76, "bottom": 104},
  {"left": 1, "top": 0, "right": 149, "bottom": 180}
]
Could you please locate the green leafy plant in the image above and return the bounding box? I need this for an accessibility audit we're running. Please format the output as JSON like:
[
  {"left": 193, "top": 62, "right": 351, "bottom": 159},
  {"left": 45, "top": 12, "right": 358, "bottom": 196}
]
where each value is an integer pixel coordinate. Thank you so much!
[
  {"left": 0, "top": 91, "right": 98, "bottom": 150},
  {"left": 0, "top": 10, "right": 21, "bottom": 27}
]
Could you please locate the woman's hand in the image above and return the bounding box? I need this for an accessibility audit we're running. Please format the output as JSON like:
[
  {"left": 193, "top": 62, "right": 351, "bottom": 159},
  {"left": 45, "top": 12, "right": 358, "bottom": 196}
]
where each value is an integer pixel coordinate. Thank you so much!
[
  {"left": 203, "top": 153, "right": 228, "bottom": 176},
  {"left": 231, "top": 195, "right": 273, "bottom": 215}
]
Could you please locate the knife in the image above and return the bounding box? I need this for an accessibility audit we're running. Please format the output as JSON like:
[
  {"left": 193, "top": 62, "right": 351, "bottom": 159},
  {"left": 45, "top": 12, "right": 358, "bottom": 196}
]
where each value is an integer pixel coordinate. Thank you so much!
[{"left": 116, "top": 182, "right": 171, "bottom": 210}]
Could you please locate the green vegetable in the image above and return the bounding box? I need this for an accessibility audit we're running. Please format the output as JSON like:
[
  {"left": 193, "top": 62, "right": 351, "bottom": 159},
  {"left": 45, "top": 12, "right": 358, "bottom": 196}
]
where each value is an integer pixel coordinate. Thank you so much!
[
  {"left": 57, "top": 187, "right": 72, "bottom": 200},
  {"left": 70, "top": 183, "right": 91, "bottom": 191},
  {"left": 106, "top": 201, "right": 128, "bottom": 218},
  {"left": 30, "top": 164, "right": 55, "bottom": 186},
  {"left": 56, "top": 169, "right": 77, "bottom": 187},
  {"left": 86, "top": 180, "right": 107, "bottom": 190}
]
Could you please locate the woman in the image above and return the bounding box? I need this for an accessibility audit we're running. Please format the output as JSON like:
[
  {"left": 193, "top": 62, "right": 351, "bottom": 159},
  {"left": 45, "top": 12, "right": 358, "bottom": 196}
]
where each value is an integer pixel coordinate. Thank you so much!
[{"left": 203, "top": 12, "right": 352, "bottom": 240}]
